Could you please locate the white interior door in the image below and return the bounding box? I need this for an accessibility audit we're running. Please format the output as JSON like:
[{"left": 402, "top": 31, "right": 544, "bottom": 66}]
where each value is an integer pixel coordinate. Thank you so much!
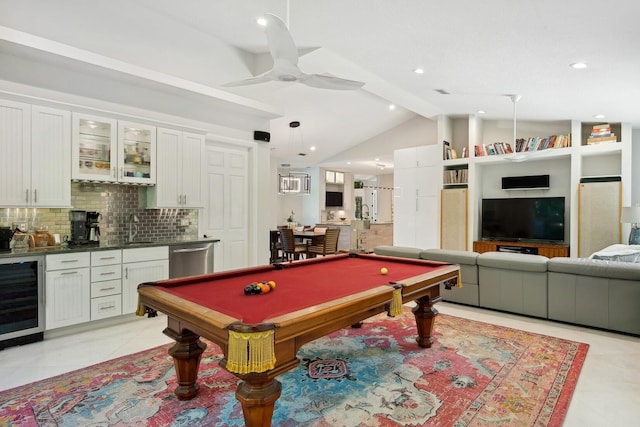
[{"left": 202, "top": 143, "right": 249, "bottom": 272}]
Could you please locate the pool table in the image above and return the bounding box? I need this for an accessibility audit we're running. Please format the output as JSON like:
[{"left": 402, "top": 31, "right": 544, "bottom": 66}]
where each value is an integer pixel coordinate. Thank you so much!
[{"left": 137, "top": 253, "right": 459, "bottom": 427}]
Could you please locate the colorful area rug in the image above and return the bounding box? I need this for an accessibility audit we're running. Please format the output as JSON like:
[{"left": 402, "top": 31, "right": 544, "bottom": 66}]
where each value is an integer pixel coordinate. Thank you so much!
[{"left": 0, "top": 309, "right": 588, "bottom": 426}]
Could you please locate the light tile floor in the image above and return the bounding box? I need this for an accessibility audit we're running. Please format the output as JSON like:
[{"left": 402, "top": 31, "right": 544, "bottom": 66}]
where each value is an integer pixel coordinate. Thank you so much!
[{"left": 1, "top": 303, "right": 639, "bottom": 426}]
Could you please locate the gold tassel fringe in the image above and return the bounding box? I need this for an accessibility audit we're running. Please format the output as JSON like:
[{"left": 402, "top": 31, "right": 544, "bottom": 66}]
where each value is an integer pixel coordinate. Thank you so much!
[
  {"left": 226, "top": 329, "right": 276, "bottom": 374},
  {"left": 389, "top": 288, "right": 403, "bottom": 316}
]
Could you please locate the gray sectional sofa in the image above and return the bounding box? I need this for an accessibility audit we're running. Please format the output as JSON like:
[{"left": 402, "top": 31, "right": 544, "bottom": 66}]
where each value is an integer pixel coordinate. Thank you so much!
[{"left": 373, "top": 245, "right": 640, "bottom": 335}]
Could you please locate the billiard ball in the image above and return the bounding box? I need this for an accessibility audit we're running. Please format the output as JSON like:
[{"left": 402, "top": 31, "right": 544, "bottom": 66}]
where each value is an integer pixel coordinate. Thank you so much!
[{"left": 380, "top": 267, "right": 388, "bottom": 275}]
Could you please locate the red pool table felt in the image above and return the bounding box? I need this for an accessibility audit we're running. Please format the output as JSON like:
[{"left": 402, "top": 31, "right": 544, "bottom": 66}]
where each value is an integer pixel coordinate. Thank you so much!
[{"left": 152, "top": 253, "right": 449, "bottom": 324}]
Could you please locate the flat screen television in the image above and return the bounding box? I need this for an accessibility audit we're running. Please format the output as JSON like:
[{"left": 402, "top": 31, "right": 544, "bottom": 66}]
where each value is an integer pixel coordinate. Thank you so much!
[
  {"left": 481, "top": 197, "right": 565, "bottom": 242},
  {"left": 325, "top": 191, "right": 343, "bottom": 207}
]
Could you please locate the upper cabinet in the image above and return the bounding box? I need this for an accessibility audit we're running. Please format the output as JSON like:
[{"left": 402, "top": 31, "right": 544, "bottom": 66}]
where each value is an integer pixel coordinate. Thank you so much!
[
  {"left": 146, "top": 127, "right": 205, "bottom": 208},
  {"left": 72, "top": 113, "right": 117, "bottom": 182},
  {"left": 72, "top": 114, "right": 156, "bottom": 185},
  {"left": 325, "top": 170, "right": 344, "bottom": 184},
  {"left": 0, "top": 100, "right": 71, "bottom": 207},
  {"left": 118, "top": 121, "right": 156, "bottom": 184}
]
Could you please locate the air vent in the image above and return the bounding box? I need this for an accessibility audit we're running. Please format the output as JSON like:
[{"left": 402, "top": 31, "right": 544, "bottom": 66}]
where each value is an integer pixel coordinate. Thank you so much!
[
  {"left": 298, "top": 153, "right": 307, "bottom": 156},
  {"left": 280, "top": 163, "right": 291, "bottom": 167},
  {"left": 435, "top": 89, "right": 450, "bottom": 95}
]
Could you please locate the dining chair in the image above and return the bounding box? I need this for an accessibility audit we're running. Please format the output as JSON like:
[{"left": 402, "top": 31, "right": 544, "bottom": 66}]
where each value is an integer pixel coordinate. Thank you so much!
[
  {"left": 269, "top": 230, "right": 283, "bottom": 263},
  {"left": 279, "top": 227, "right": 308, "bottom": 261},
  {"left": 307, "top": 228, "right": 340, "bottom": 257}
]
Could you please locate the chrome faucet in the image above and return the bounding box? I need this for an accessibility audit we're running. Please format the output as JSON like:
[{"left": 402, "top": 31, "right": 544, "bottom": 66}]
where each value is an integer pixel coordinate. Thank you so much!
[
  {"left": 128, "top": 214, "right": 139, "bottom": 242},
  {"left": 362, "top": 204, "right": 370, "bottom": 219}
]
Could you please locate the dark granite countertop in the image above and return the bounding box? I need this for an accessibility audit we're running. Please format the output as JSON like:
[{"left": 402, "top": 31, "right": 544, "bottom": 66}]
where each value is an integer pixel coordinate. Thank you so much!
[{"left": 0, "top": 237, "right": 220, "bottom": 259}]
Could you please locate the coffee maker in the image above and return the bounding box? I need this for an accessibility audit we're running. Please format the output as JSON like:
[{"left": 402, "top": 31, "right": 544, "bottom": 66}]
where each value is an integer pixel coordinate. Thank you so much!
[
  {"left": 0, "top": 226, "right": 14, "bottom": 251},
  {"left": 69, "top": 210, "right": 88, "bottom": 245},
  {"left": 85, "top": 211, "right": 102, "bottom": 244}
]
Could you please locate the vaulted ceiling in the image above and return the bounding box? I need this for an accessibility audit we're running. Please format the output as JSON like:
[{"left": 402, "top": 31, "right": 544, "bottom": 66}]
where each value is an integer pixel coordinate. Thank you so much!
[{"left": 1, "top": 0, "right": 639, "bottom": 175}]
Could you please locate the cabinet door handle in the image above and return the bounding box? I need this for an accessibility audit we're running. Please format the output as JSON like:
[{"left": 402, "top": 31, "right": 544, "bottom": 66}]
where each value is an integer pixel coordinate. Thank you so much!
[
  {"left": 61, "top": 259, "right": 80, "bottom": 263},
  {"left": 99, "top": 286, "right": 116, "bottom": 291},
  {"left": 99, "top": 271, "right": 116, "bottom": 276},
  {"left": 120, "top": 167, "right": 124, "bottom": 178},
  {"left": 34, "top": 189, "right": 37, "bottom": 203},
  {"left": 99, "top": 256, "right": 116, "bottom": 260},
  {"left": 99, "top": 305, "right": 116, "bottom": 311},
  {"left": 60, "top": 271, "right": 78, "bottom": 275},
  {"left": 25, "top": 189, "right": 29, "bottom": 203},
  {"left": 183, "top": 194, "right": 187, "bottom": 205},
  {"left": 112, "top": 167, "right": 116, "bottom": 178},
  {"left": 125, "top": 267, "right": 128, "bottom": 279}
]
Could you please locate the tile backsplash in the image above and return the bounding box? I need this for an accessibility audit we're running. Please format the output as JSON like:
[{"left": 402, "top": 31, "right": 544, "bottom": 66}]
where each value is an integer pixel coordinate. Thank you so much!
[{"left": 1, "top": 182, "right": 198, "bottom": 244}]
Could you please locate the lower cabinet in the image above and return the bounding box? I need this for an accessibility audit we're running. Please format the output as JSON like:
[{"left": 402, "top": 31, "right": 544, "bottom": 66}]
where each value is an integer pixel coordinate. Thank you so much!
[
  {"left": 90, "top": 250, "right": 122, "bottom": 320},
  {"left": 44, "top": 247, "right": 169, "bottom": 328},
  {"left": 122, "top": 246, "right": 169, "bottom": 314},
  {"left": 45, "top": 253, "right": 91, "bottom": 330}
]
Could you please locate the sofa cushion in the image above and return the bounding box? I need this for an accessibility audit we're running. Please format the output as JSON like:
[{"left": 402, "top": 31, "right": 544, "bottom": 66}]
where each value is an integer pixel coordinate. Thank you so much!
[
  {"left": 420, "top": 249, "right": 479, "bottom": 265},
  {"left": 373, "top": 245, "right": 422, "bottom": 259},
  {"left": 477, "top": 252, "right": 548, "bottom": 272},
  {"left": 548, "top": 257, "right": 640, "bottom": 280}
]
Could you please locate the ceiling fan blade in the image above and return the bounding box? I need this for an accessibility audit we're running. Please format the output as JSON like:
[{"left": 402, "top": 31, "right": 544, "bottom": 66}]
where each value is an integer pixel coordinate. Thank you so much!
[
  {"left": 221, "top": 74, "right": 274, "bottom": 87},
  {"left": 301, "top": 74, "right": 365, "bottom": 90},
  {"left": 264, "top": 13, "right": 299, "bottom": 66}
]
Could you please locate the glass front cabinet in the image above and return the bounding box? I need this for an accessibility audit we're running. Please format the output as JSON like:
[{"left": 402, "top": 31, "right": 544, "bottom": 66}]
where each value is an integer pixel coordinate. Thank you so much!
[{"left": 72, "top": 113, "right": 156, "bottom": 185}]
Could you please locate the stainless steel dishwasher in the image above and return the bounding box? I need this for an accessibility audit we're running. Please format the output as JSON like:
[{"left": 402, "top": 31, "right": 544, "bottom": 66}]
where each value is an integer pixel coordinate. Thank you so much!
[{"left": 169, "top": 241, "right": 215, "bottom": 279}]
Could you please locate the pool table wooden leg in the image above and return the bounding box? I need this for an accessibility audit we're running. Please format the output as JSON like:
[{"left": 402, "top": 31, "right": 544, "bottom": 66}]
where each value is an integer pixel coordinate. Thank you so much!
[
  {"left": 236, "top": 378, "right": 282, "bottom": 427},
  {"left": 164, "top": 328, "right": 206, "bottom": 400},
  {"left": 412, "top": 295, "right": 440, "bottom": 348}
]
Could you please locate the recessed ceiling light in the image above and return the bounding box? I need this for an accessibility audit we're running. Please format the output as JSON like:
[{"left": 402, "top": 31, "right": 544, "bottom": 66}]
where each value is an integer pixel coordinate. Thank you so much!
[
  {"left": 389, "top": 104, "right": 396, "bottom": 110},
  {"left": 413, "top": 68, "right": 424, "bottom": 74},
  {"left": 375, "top": 158, "right": 380, "bottom": 161},
  {"left": 256, "top": 17, "right": 267, "bottom": 26},
  {"left": 347, "top": 161, "right": 351, "bottom": 165},
  {"left": 593, "top": 114, "right": 605, "bottom": 119},
  {"left": 570, "top": 62, "right": 587, "bottom": 69},
  {"left": 309, "top": 146, "right": 316, "bottom": 151},
  {"left": 477, "top": 110, "right": 486, "bottom": 115}
]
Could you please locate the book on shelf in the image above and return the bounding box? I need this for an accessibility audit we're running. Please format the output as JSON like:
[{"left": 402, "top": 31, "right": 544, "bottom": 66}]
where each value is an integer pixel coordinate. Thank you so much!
[
  {"left": 442, "top": 141, "right": 459, "bottom": 160},
  {"left": 587, "top": 134, "right": 617, "bottom": 144},
  {"left": 443, "top": 168, "right": 468, "bottom": 185},
  {"left": 514, "top": 134, "right": 570, "bottom": 152}
]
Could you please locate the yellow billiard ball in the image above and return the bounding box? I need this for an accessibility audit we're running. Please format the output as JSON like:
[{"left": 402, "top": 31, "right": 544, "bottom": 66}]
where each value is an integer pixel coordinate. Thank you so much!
[{"left": 380, "top": 267, "right": 388, "bottom": 275}]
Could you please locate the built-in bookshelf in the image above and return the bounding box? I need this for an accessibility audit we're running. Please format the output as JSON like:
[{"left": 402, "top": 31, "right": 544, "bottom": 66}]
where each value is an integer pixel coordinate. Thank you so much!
[
  {"left": 433, "top": 116, "right": 632, "bottom": 256},
  {"left": 580, "top": 122, "right": 621, "bottom": 146},
  {"left": 443, "top": 165, "right": 468, "bottom": 187}
]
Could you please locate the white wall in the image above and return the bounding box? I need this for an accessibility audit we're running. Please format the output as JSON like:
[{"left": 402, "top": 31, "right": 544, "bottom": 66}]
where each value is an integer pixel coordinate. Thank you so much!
[
  {"left": 320, "top": 115, "right": 438, "bottom": 165},
  {"left": 634, "top": 128, "right": 640, "bottom": 205}
]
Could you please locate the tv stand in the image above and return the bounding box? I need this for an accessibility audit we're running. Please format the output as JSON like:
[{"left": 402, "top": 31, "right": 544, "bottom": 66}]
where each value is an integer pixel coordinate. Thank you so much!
[{"left": 473, "top": 241, "right": 569, "bottom": 258}]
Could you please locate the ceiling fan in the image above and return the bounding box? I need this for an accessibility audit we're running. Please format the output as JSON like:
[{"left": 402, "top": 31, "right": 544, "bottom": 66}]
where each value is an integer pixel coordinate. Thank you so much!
[{"left": 223, "top": 13, "right": 365, "bottom": 90}]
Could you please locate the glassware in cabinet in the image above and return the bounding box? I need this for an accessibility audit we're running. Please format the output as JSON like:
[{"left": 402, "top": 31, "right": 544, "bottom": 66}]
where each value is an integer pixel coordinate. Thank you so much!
[
  {"left": 118, "top": 121, "right": 156, "bottom": 184},
  {"left": 72, "top": 113, "right": 117, "bottom": 182}
]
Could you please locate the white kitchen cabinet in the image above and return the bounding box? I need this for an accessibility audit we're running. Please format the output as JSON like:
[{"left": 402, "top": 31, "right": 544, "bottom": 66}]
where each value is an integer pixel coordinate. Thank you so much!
[
  {"left": 32, "top": 106, "right": 72, "bottom": 207},
  {"left": 0, "top": 100, "right": 71, "bottom": 207},
  {"left": 45, "top": 253, "right": 91, "bottom": 330},
  {"left": 118, "top": 121, "right": 156, "bottom": 184},
  {"left": 90, "top": 250, "right": 122, "bottom": 320},
  {"left": 121, "top": 246, "right": 169, "bottom": 314},
  {"left": 147, "top": 128, "right": 204, "bottom": 208},
  {"left": 72, "top": 113, "right": 118, "bottom": 182},
  {"left": 325, "top": 170, "right": 344, "bottom": 184},
  {"left": 393, "top": 145, "right": 440, "bottom": 248},
  {"left": 72, "top": 114, "right": 156, "bottom": 185}
]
